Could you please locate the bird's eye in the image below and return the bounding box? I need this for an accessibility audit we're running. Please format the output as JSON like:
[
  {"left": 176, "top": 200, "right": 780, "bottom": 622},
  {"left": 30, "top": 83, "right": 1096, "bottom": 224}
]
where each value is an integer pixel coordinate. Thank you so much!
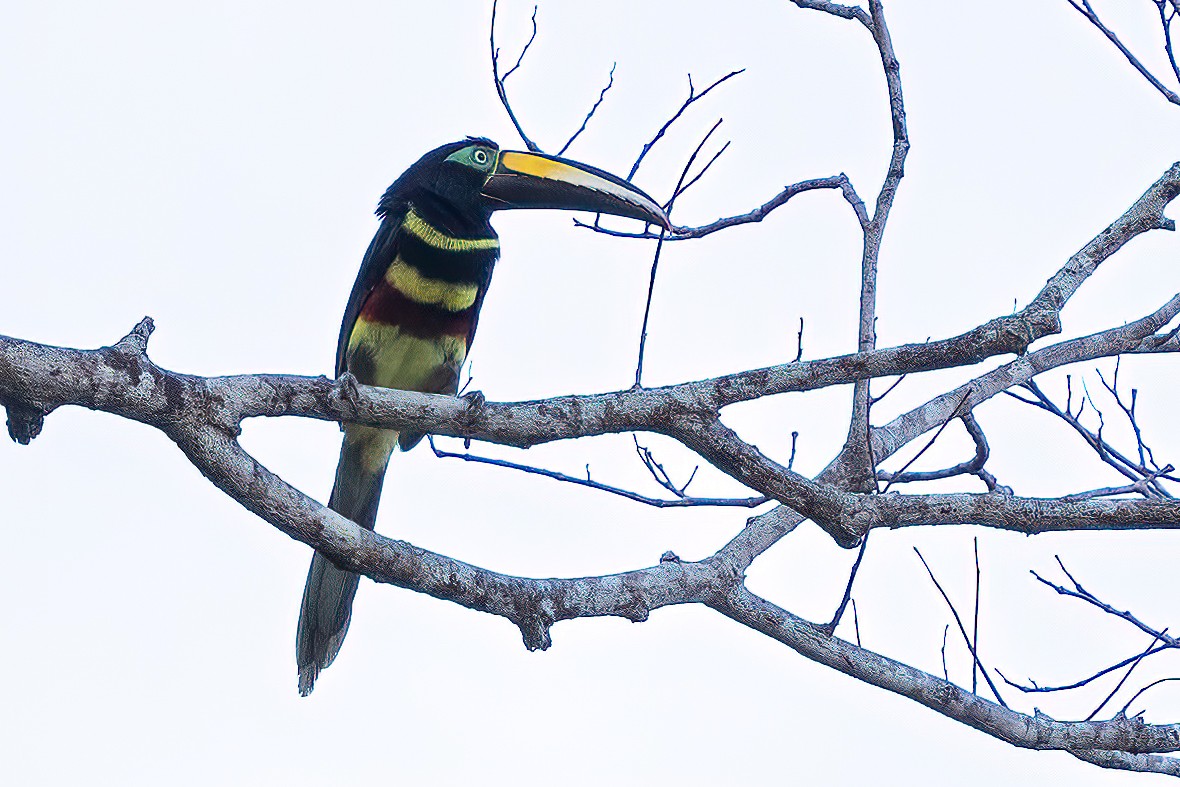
[{"left": 472, "top": 149, "right": 490, "bottom": 166}]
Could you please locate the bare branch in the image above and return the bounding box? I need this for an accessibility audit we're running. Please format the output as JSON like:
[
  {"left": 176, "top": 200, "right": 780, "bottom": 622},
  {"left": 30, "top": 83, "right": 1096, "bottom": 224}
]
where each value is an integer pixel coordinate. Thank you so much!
[
  {"left": 556, "top": 62, "right": 616, "bottom": 156},
  {"left": 635, "top": 119, "right": 722, "bottom": 386},
  {"left": 1160, "top": 0, "right": 1180, "bottom": 85},
  {"left": 787, "top": 0, "right": 872, "bottom": 27},
  {"left": 664, "top": 139, "right": 731, "bottom": 208},
  {"left": 1000, "top": 559, "right": 1179, "bottom": 700},
  {"left": 1069, "top": 748, "right": 1180, "bottom": 777},
  {"left": 973, "top": 537, "right": 981, "bottom": 696},
  {"left": 1122, "top": 677, "right": 1180, "bottom": 717},
  {"left": 942, "top": 624, "right": 951, "bottom": 682},
  {"left": 914, "top": 548, "right": 1008, "bottom": 706},
  {"left": 428, "top": 436, "right": 767, "bottom": 509},
  {"left": 626, "top": 69, "right": 745, "bottom": 181},
  {"left": 3, "top": 305, "right": 1180, "bottom": 773},
  {"left": 1067, "top": 0, "right": 1180, "bottom": 106},
  {"left": 1086, "top": 629, "right": 1168, "bottom": 722},
  {"left": 878, "top": 390, "right": 972, "bottom": 491},
  {"left": 877, "top": 410, "right": 994, "bottom": 488},
  {"left": 1000, "top": 643, "right": 1176, "bottom": 695},
  {"left": 823, "top": 532, "right": 870, "bottom": 635},
  {"left": 1062, "top": 468, "right": 1175, "bottom": 502},
  {"left": 632, "top": 435, "right": 700, "bottom": 498},
  {"left": 869, "top": 374, "right": 906, "bottom": 405},
  {"left": 490, "top": 1, "right": 543, "bottom": 152},
  {"left": 1010, "top": 378, "right": 1178, "bottom": 494},
  {"left": 1033, "top": 557, "right": 1179, "bottom": 647},
  {"left": 712, "top": 586, "right": 1180, "bottom": 764},
  {"left": 575, "top": 174, "right": 867, "bottom": 239}
]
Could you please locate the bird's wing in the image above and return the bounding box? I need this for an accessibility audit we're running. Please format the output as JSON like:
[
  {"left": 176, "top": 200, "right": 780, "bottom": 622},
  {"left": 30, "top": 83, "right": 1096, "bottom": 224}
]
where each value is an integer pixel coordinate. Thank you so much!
[{"left": 335, "top": 205, "right": 408, "bottom": 377}]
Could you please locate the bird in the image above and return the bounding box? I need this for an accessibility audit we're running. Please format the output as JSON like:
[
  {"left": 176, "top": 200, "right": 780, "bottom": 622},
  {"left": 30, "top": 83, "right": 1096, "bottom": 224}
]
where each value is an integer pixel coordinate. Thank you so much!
[{"left": 296, "top": 137, "right": 670, "bottom": 695}]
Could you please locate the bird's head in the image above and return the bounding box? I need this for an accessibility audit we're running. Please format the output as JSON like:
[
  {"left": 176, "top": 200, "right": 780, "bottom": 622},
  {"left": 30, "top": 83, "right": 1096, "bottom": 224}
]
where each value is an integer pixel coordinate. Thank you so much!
[{"left": 381, "top": 137, "right": 670, "bottom": 230}]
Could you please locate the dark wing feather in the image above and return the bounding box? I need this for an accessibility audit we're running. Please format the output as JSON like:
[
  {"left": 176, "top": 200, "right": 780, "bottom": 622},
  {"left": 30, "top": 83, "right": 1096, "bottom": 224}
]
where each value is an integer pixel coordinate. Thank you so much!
[{"left": 335, "top": 203, "right": 408, "bottom": 377}]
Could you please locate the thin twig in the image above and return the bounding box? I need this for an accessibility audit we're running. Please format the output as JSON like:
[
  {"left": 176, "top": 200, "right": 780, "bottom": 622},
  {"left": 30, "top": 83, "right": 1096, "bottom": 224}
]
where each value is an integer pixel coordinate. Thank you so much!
[
  {"left": 879, "top": 390, "right": 972, "bottom": 492},
  {"left": 1121, "top": 677, "right": 1180, "bottom": 717},
  {"left": 634, "top": 231, "right": 667, "bottom": 387},
  {"left": 869, "top": 374, "right": 906, "bottom": 405},
  {"left": 501, "top": 7, "right": 538, "bottom": 81},
  {"left": 633, "top": 435, "right": 702, "bottom": 498},
  {"left": 973, "top": 537, "right": 981, "bottom": 695},
  {"left": 877, "top": 409, "right": 992, "bottom": 487},
  {"left": 914, "top": 547, "right": 1008, "bottom": 707},
  {"left": 824, "top": 532, "right": 870, "bottom": 635},
  {"left": 1095, "top": 361, "right": 1170, "bottom": 495},
  {"left": 428, "top": 437, "right": 767, "bottom": 509},
  {"left": 490, "top": 0, "right": 543, "bottom": 152},
  {"left": 999, "top": 643, "right": 1177, "bottom": 694},
  {"left": 575, "top": 174, "right": 864, "bottom": 240},
  {"left": 1062, "top": 467, "right": 1175, "bottom": 502},
  {"left": 557, "top": 63, "right": 617, "bottom": 156},
  {"left": 1000, "top": 557, "right": 1180, "bottom": 696},
  {"left": 627, "top": 69, "right": 745, "bottom": 180},
  {"left": 664, "top": 141, "right": 731, "bottom": 208},
  {"left": 1086, "top": 629, "right": 1168, "bottom": 721},
  {"left": 1032, "top": 557, "right": 1179, "bottom": 647},
  {"left": 1007, "top": 380, "right": 1179, "bottom": 491},
  {"left": 1066, "top": 0, "right": 1180, "bottom": 106},
  {"left": 635, "top": 119, "right": 723, "bottom": 387},
  {"left": 851, "top": 598, "right": 862, "bottom": 647},
  {"left": 941, "top": 624, "right": 951, "bottom": 683},
  {"left": 1160, "top": 0, "right": 1180, "bottom": 85}
]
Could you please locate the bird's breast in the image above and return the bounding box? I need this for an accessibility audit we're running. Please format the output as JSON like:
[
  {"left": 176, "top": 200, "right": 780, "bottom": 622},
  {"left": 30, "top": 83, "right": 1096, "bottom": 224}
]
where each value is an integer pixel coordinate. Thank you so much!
[{"left": 346, "top": 207, "right": 499, "bottom": 392}]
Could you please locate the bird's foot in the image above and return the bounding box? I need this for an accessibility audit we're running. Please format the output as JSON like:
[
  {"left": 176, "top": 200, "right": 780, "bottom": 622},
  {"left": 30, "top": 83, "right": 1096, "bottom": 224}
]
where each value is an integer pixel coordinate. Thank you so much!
[
  {"left": 330, "top": 372, "right": 362, "bottom": 430},
  {"left": 460, "top": 389, "right": 487, "bottom": 411},
  {"left": 458, "top": 390, "right": 486, "bottom": 449}
]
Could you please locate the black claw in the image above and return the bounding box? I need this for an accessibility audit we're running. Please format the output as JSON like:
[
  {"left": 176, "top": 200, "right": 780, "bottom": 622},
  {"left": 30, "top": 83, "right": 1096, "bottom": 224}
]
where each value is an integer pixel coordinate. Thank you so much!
[
  {"left": 331, "top": 372, "right": 362, "bottom": 430},
  {"left": 334, "top": 372, "right": 360, "bottom": 401},
  {"left": 461, "top": 389, "right": 487, "bottom": 410}
]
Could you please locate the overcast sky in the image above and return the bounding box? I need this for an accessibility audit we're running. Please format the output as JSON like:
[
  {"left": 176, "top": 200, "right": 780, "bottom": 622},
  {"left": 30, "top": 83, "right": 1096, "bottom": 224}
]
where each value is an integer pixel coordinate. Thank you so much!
[{"left": 2, "top": 1, "right": 1179, "bottom": 784}]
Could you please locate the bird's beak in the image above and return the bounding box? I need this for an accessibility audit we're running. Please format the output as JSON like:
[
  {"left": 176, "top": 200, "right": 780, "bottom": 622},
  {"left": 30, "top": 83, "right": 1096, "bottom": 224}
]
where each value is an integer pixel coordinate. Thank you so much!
[{"left": 482, "top": 150, "right": 670, "bottom": 229}]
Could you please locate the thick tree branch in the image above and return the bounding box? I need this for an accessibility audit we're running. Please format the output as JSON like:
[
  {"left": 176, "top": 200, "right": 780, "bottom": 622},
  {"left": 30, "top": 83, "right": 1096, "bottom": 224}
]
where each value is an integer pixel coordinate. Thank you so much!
[
  {"left": 4, "top": 290, "right": 1178, "bottom": 556},
  {"left": 710, "top": 586, "right": 1180, "bottom": 767},
  {"left": 839, "top": 0, "right": 911, "bottom": 491},
  {"left": 10, "top": 321, "right": 1176, "bottom": 767},
  {"left": 3, "top": 304, "right": 1178, "bottom": 772},
  {"left": 719, "top": 291, "right": 1180, "bottom": 562}
]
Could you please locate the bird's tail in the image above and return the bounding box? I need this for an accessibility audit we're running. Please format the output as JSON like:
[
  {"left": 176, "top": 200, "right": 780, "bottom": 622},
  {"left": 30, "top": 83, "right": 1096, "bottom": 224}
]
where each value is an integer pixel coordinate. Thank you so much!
[{"left": 296, "top": 426, "right": 396, "bottom": 696}]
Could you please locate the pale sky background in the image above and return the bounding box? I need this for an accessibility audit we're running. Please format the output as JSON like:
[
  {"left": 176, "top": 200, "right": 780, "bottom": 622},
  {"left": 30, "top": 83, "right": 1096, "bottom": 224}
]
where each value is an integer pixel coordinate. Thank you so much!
[{"left": 2, "top": 1, "right": 1180, "bottom": 784}]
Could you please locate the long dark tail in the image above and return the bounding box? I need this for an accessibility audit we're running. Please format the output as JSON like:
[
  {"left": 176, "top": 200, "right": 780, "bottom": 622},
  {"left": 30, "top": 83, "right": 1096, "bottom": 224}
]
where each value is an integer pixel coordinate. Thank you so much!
[{"left": 296, "top": 427, "right": 394, "bottom": 696}]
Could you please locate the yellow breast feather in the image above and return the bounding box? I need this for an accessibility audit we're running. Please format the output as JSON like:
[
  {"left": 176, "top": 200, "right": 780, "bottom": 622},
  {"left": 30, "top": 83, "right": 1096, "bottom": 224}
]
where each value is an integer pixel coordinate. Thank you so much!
[
  {"left": 403, "top": 208, "right": 499, "bottom": 252},
  {"left": 384, "top": 259, "right": 479, "bottom": 311}
]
